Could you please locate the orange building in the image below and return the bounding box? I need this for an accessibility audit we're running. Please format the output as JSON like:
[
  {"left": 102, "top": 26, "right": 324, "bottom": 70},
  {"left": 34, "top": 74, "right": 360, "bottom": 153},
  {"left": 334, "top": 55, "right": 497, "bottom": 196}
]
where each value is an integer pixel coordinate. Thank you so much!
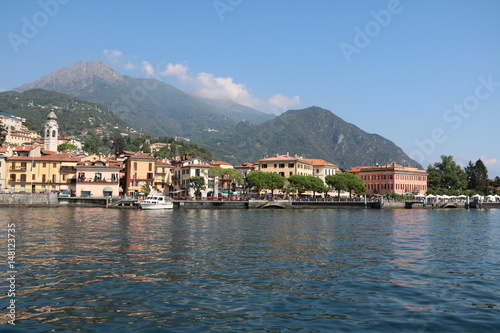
[
  {"left": 348, "top": 163, "right": 428, "bottom": 195},
  {"left": 122, "top": 152, "right": 156, "bottom": 195}
]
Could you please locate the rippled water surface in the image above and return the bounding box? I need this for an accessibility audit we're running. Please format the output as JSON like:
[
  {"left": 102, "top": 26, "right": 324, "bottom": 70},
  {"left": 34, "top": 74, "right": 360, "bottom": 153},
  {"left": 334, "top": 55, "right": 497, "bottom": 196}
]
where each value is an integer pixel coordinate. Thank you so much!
[{"left": 1, "top": 207, "right": 499, "bottom": 332}]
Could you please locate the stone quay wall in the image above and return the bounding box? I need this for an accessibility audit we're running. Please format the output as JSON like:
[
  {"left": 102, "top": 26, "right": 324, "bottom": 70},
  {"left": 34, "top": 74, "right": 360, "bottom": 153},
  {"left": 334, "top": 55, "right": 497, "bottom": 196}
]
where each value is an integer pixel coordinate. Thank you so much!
[{"left": 0, "top": 193, "right": 59, "bottom": 206}]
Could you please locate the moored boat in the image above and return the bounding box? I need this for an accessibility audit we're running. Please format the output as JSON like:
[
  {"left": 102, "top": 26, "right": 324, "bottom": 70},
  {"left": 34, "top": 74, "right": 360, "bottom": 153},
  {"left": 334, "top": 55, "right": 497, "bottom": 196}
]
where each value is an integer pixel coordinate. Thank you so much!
[{"left": 139, "top": 193, "right": 174, "bottom": 210}]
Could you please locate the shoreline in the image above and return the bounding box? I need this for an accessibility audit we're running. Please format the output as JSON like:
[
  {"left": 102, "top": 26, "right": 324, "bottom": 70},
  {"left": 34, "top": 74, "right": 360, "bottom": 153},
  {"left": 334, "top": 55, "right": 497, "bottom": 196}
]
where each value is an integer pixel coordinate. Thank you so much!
[{"left": 1, "top": 194, "right": 499, "bottom": 209}]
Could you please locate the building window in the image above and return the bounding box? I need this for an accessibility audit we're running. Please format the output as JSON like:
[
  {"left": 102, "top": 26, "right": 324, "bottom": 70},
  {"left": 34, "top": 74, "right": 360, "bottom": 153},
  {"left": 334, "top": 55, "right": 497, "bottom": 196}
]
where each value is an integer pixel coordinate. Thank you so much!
[
  {"left": 32, "top": 174, "right": 36, "bottom": 181},
  {"left": 10, "top": 174, "right": 16, "bottom": 182},
  {"left": 279, "top": 172, "right": 285, "bottom": 177},
  {"left": 149, "top": 163, "right": 152, "bottom": 171},
  {"left": 43, "top": 163, "right": 47, "bottom": 168},
  {"left": 274, "top": 164, "right": 277, "bottom": 168},
  {"left": 20, "top": 174, "right": 26, "bottom": 182},
  {"left": 195, "top": 169, "right": 200, "bottom": 177},
  {"left": 279, "top": 164, "right": 285, "bottom": 168},
  {"left": 288, "top": 163, "right": 294, "bottom": 168},
  {"left": 147, "top": 173, "right": 154, "bottom": 180},
  {"left": 289, "top": 172, "right": 293, "bottom": 176},
  {"left": 52, "top": 130, "right": 56, "bottom": 137},
  {"left": 95, "top": 173, "right": 102, "bottom": 181},
  {"left": 262, "top": 164, "right": 267, "bottom": 168},
  {"left": 53, "top": 163, "right": 57, "bottom": 168},
  {"left": 52, "top": 174, "right": 56, "bottom": 183}
]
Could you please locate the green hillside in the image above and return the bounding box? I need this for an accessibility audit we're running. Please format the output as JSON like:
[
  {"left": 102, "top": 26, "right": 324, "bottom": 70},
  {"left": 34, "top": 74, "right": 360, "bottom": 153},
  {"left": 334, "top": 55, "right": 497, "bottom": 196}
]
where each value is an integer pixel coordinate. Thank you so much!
[
  {"left": 0, "top": 89, "right": 130, "bottom": 136},
  {"left": 204, "top": 106, "right": 422, "bottom": 169}
]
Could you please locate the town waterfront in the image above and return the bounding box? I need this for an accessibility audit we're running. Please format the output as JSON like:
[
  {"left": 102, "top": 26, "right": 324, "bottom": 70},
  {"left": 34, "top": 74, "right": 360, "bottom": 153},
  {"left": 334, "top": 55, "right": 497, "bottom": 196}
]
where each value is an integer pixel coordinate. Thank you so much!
[{"left": 1, "top": 207, "right": 499, "bottom": 332}]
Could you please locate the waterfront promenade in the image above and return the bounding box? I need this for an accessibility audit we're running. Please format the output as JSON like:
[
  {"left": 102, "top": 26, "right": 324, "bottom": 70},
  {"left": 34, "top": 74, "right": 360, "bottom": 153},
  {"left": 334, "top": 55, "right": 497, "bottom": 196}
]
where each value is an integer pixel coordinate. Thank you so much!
[{"left": 2, "top": 193, "right": 499, "bottom": 209}]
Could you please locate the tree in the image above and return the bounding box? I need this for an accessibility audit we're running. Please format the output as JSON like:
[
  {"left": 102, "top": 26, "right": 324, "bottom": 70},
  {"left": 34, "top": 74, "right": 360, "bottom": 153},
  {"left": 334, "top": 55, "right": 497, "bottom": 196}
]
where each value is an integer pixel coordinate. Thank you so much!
[
  {"left": 267, "top": 172, "right": 286, "bottom": 199},
  {"left": 246, "top": 171, "right": 270, "bottom": 195},
  {"left": 427, "top": 155, "right": 467, "bottom": 195},
  {"left": 83, "top": 138, "right": 99, "bottom": 154},
  {"left": 0, "top": 123, "right": 6, "bottom": 146},
  {"left": 57, "top": 143, "right": 77, "bottom": 152},
  {"left": 189, "top": 176, "right": 206, "bottom": 198},
  {"left": 325, "top": 174, "right": 347, "bottom": 200},
  {"left": 154, "top": 145, "right": 173, "bottom": 159},
  {"left": 288, "top": 175, "right": 309, "bottom": 194},
  {"left": 342, "top": 173, "right": 366, "bottom": 198},
  {"left": 141, "top": 142, "right": 151, "bottom": 153},
  {"left": 113, "top": 136, "right": 126, "bottom": 154},
  {"left": 246, "top": 171, "right": 285, "bottom": 199},
  {"left": 288, "top": 175, "right": 326, "bottom": 197},
  {"left": 465, "top": 159, "right": 489, "bottom": 194}
]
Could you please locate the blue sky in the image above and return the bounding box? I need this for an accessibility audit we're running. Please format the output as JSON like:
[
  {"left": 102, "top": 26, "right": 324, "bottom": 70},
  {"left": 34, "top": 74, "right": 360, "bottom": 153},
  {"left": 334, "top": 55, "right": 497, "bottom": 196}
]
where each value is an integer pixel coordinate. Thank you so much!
[{"left": 1, "top": 0, "right": 499, "bottom": 176}]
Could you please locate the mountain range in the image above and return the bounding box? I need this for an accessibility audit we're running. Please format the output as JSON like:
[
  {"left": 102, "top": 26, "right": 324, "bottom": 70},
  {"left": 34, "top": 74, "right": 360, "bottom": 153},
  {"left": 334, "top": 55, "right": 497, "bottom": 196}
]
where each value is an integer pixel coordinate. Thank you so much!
[{"left": 12, "top": 60, "right": 421, "bottom": 169}]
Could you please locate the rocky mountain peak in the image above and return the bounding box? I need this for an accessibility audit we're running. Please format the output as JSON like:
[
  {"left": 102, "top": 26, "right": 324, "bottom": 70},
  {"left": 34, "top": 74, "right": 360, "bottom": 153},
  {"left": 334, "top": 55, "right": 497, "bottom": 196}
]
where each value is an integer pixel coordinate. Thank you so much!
[{"left": 14, "top": 60, "right": 123, "bottom": 93}]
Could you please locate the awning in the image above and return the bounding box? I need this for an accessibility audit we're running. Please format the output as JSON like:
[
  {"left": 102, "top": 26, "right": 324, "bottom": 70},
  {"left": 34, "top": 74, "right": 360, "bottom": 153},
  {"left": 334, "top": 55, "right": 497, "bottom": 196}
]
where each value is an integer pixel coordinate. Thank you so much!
[
  {"left": 103, "top": 186, "right": 113, "bottom": 192},
  {"left": 219, "top": 189, "right": 234, "bottom": 194}
]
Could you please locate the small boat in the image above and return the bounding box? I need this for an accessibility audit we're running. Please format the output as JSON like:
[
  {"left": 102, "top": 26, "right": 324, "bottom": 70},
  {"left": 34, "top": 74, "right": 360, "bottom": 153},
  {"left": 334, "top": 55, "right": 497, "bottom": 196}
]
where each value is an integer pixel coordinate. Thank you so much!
[{"left": 139, "top": 193, "right": 174, "bottom": 210}]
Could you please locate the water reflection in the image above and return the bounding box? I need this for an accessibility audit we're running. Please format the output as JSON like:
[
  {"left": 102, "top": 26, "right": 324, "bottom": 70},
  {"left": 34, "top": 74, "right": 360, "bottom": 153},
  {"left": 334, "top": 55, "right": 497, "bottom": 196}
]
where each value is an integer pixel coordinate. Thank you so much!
[{"left": 0, "top": 207, "right": 498, "bottom": 331}]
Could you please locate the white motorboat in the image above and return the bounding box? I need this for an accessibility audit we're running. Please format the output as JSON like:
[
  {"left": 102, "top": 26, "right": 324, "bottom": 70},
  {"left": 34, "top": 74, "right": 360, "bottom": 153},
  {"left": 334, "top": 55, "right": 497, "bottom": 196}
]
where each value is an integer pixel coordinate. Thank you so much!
[{"left": 139, "top": 193, "right": 174, "bottom": 210}]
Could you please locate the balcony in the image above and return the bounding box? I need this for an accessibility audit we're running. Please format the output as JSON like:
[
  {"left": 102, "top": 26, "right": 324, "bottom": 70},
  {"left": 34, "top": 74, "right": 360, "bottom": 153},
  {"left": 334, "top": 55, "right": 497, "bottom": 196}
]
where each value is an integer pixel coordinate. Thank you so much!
[
  {"left": 77, "top": 178, "right": 119, "bottom": 183},
  {"left": 61, "top": 166, "right": 76, "bottom": 172},
  {"left": 10, "top": 166, "right": 27, "bottom": 171}
]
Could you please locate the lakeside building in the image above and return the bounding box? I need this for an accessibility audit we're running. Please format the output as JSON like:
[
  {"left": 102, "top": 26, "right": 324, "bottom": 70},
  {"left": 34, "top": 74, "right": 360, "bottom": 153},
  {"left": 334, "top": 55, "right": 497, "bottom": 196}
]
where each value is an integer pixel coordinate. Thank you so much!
[
  {"left": 6, "top": 155, "right": 81, "bottom": 193},
  {"left": 154, "top": 159, "right": 172, "bottom": 194},
  {"left": 256, "top": 154, "right": 314, "bottom": 177},
  {"left": 121, "top": 151, "right": 156, "bottom": 196},
  {"left": 347, "top": 163, "right": 428, "bottom": 195},
  {"left": 170, "top": 155, "right": 214, "bottom": 198},
  {"left": 302, "top": 158, "right": 340, "bottom": 183},
  {"left": 75, "top": 160, "right": 122, "bottom": 197},
  {"left": 211, "top": 161, "right": 235, "bottom": 194}
]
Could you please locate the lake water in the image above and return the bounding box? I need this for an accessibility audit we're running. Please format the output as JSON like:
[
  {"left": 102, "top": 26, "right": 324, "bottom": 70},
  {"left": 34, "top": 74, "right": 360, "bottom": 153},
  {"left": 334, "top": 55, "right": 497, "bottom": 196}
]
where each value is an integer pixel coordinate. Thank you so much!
[{"left": 1, "top": 207, "right": 499, "bottom": 332}]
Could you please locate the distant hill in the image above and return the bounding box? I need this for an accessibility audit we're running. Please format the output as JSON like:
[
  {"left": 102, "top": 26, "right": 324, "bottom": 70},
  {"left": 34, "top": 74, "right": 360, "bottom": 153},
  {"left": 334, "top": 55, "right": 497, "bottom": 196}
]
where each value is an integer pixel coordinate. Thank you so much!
[
  {"left": 0, "top": 89, "right": 129, "bottom": 136},
  {"left": 13, "top": 60, "right": 274, "bottom": 138},
  {"left": 203, "top": 106, "right": 422, "bottom": 169},
  {"left": 190, "top": 96, "right": 275, "bottom": 124}
]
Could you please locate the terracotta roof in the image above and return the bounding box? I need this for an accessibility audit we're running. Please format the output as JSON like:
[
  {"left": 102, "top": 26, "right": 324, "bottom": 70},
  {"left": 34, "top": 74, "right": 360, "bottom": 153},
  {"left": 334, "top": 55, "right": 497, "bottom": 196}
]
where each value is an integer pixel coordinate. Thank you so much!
[
  {"left": 155, "top": 160, "right": 171, "bottom": 166},
  {"left": 302, "top": 158, "right": 338, "bottom": 167},
  {"left": 211, "top": 161, "right": 233, "bottom": 166},
  {"left": 258, "top": 154, "right": 312, "bottom": 163},
  {"left": 347, "top": 163, "right": 427, "bottom": 173}
]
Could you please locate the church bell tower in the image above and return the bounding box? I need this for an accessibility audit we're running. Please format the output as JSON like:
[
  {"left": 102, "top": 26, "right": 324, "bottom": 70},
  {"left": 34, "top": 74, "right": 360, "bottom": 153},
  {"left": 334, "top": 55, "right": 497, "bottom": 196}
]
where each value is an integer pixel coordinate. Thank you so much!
[{"left": 44, "top": 109, "right": 59, "bottom": 152}]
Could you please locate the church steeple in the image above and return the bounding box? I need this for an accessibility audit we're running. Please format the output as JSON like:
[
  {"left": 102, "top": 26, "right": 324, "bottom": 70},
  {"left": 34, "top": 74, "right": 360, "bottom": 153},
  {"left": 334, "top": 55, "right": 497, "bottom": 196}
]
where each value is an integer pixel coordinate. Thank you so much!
[{"left": 44, "top": 109, "right": 59, "bottom": 152}]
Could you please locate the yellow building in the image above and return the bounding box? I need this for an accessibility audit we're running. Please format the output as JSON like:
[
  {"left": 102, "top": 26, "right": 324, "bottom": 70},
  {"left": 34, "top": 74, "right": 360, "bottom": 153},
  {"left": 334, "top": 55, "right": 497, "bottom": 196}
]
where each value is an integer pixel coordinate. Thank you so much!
[
  {"left": 154, "top": 159, "right": 172, "bottom": 194},
  {"left": 257, "top": 154, "right": 314, "bottom": 177},
  {"left": 302, "top": 158, "right": 340, "bottom": 183},
  {"left": 123, "top": 152, "right": 156, "bottom": 195},
  {"left": 6, "top": 155, "right": 80, "bottom": 193}
]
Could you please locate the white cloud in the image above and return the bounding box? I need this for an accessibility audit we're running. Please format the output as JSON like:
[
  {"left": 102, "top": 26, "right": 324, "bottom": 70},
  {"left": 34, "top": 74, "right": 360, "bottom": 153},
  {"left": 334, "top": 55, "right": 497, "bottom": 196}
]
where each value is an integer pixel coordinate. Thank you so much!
[
  {"left": 103, "top": 49, "right": 123, "bottom": 63},
  {"left": 0, "top": 87, "right": 6, "bottom": 92},
  {"left": 141, "top": 61, "right": 155, "bottom": 77},
  {"left": 101, "top": 50, "right": 301, "bottom": 112},
  {"left": 161, "top": 63, "right": 190, "bottom": 82},
  {"left": 124, "top": 62, "right": 136, "bottom": 70},
  {"left": 191, "top": 72, "right": 261, "bottom": 108},
  {"left": 268, "top": 94, "right": 301, "bottom": 111},
  {"left": 480, "top": 155, "right": 500, "bottom": 174}
]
